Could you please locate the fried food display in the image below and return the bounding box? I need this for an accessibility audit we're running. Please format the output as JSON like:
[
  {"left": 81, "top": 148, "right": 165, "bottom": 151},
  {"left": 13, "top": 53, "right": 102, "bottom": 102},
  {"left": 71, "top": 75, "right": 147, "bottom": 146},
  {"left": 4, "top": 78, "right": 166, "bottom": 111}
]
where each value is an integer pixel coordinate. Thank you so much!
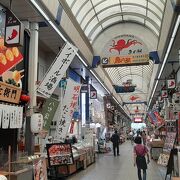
[
  {"left": 6, "top": 49, "right": 14, "bottom": 61},
  {"left": 12, "top": 47, "right": 19, "bottom": 57},
  {"left": 0, "top": 53, "right": 7, "bottom": 65},
  {"left": 12, "top": 70, "right": 21, "bottom": 82}
]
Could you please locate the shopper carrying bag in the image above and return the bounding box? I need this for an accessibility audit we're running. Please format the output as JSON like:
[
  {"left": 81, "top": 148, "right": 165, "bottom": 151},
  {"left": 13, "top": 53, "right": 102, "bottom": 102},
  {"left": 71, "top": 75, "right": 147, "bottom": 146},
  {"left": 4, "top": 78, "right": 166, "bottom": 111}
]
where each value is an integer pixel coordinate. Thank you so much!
[{"left": 133, "top": 136, "right": 150, "bottom": 180}]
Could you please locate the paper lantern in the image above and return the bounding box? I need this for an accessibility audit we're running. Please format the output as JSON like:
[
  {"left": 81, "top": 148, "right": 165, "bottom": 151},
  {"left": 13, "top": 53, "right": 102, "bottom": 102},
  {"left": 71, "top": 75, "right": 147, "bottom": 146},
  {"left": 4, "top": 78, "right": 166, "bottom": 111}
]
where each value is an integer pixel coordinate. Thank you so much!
[
  {"left": 31, "top": 113, "right": 43, "bottom": 133},
  {"left": 0, "top": 175, "right": 7, "bottom": 180},
  {"left": 20, "top": 94, "right": 30, "bottom": 102}
]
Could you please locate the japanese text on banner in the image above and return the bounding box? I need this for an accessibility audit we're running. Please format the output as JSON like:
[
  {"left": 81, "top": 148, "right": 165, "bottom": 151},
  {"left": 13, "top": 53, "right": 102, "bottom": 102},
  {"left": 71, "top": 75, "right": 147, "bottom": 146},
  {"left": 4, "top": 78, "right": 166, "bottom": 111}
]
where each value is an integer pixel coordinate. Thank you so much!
[
  {"left": 37, "top": 43, "right": 78, "bottom": 98},
  {"left": 56, "top": 79, "right": 81, "bottom": 142}
]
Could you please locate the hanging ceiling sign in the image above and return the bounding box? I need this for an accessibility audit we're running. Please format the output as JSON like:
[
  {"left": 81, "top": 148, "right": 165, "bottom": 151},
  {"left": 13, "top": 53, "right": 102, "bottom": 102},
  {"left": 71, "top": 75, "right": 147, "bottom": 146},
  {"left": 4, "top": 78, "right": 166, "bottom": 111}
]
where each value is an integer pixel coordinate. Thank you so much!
[
  {"left": 102, "top": 34, "right": 149, "bottom": 67},
  {"left": 167, "top": 79, "right": 175, "bottom": 89},
  {"left": 0, "top": 81, "right": 21, "bottom": 104},
  {"left": 90, "top": 84, "right": 97, "bottom": 99},
  {"left": 161, "top": 90, "right": 168, "bottom": 98},
  {"left": 113, "top": 85, "right": 136, "bottom": 93},
  {"left": 56, "top": 79, "right": 81, "bottom": 142},
  {"left": 37, "top": 43, "right": 78, "bottom": 98},
  {"left": 5, "top": 8, "right": 24, "bottom": 47}
]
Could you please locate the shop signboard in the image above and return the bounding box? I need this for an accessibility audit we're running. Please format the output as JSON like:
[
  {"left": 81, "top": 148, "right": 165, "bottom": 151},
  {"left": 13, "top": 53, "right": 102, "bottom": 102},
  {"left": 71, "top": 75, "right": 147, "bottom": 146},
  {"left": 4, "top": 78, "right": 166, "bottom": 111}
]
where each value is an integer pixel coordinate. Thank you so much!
[
  {"left": 42, "top": 97, "right": 59, "bottom": 131},
  {"left": 0, "top": 6, "right": 23, "bottom": 75},
  {"left": 101, "top": 34, "right": 149, "bottom": 67},
  {"left": 0, "top": 81, "right": 21, "bottom": 104},
  {"left": 46, "top": 143, "right": 74, "bottom": 166},
  {"left": 33, "top": 157, "right": 47, "bottom": 180},
  {"left": 56, "top": 79, "right": 81, "bottom": 141},
  {"left": 37, "top": 42, "right": 78, "bottom": 98},
  {"left": 5, "top": 9, "right": 24, "bottom": 47},
  {"left": 0, "top": 104, "right": 23, "bottom": 129}
]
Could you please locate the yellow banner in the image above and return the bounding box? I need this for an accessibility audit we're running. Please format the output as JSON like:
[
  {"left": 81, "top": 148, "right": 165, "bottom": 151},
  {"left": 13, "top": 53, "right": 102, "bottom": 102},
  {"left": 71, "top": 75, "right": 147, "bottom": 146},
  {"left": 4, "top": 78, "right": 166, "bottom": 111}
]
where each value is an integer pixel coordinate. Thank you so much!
[{"left": 103, "top": 54, "right": 149, "bottom": 67}]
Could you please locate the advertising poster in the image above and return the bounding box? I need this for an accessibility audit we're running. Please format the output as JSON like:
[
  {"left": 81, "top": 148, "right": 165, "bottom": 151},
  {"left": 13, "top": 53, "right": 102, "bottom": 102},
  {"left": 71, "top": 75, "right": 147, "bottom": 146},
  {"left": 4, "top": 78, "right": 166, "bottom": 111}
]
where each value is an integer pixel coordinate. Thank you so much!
[
  {"left": 33, "top": 157, "right": 47, "bottom": 180},
  {"left": 46, "top": 143, "right": 74, "bottom": 166}
]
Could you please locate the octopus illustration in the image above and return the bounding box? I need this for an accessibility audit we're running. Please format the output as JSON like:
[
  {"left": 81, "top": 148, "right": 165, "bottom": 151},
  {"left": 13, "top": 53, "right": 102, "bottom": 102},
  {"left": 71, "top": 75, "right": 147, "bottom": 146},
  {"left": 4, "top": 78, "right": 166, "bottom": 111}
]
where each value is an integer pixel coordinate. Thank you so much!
[{"left": 109, "top": 39, "right": 142, "bottom": 54}]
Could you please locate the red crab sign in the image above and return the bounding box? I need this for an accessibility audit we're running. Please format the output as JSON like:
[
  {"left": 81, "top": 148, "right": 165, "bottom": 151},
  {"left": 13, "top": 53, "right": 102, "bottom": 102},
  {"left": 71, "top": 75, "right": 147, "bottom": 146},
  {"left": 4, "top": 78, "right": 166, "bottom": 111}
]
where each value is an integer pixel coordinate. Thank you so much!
[{"left": 102, "top": 34, "right": 149, "bottom": 67}]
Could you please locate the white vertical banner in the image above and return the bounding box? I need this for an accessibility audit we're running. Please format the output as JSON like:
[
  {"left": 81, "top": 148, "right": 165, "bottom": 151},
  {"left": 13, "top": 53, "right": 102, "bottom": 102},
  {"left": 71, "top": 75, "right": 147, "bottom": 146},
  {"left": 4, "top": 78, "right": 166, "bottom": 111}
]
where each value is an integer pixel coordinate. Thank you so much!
[
  {"left": 37, "top": 42, "right": 78, "bottom": 98},
  {"left": 10, "top": 106, "right": 16, "bottom": 129},
  {"left": 2, "top": 108, "right": 10, "bottom": 129},
  {"left": 16, "top": 106, "right": 23, "bottom": 128},
  {"left": 56, "top": 79, "right": 81, "bottom": 142}
]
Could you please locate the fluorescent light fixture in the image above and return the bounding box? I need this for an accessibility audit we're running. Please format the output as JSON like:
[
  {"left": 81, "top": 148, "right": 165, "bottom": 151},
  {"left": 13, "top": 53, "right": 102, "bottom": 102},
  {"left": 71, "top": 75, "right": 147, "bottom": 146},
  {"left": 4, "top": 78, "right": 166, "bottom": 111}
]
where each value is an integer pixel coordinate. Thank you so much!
[
  {"left": 148, "top": 14, "right": 180, "bottom": 110},
  {"left": 30, "top": 0, "right": 88, "bottom": 67}
]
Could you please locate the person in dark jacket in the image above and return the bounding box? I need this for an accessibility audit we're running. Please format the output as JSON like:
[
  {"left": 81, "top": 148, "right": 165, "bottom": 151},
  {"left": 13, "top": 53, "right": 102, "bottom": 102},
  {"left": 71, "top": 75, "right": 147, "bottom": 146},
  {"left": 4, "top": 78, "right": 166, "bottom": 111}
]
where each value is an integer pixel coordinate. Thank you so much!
[{"left": 111, "top": 130, "right": 120, "bottom": 156}]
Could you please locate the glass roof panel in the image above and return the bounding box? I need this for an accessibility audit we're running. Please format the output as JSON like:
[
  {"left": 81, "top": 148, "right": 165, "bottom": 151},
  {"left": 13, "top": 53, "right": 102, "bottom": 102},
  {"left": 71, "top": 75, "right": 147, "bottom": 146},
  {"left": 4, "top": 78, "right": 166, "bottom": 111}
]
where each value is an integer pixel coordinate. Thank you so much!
[
  {"left": 147, "top": 10, "right": 161, "bottom": 28},
  {"left": 95, "top": 0, "right": 119, "bottom": 12},
  {"left": 121, "top": 0, "right": 147, "bottom": 6},
  {"left": 121, "top": 5, "right": 146, "bottom": 16},
  {"left": 101, "top": 16, "right": 123, "bottom": 29},
  {"left": 66, "top": 0, "right": 75, "bottom": 7},
  {"left": 123, "top": 15, "right": 144, "bottom": 24},
  {"left": 90, "top": 26, "right": 102, "bottom": 42},
  {"left": 150, "top": 0, "right": 164, "bottom": 10},
  {"left": 77, "top": 6, "right": 94, "bottom": 23},
  {"left": 84, "top": 17, "right": 99, "bottom": 36},
  {"left": 71, "top": 0, "right": 88, "bottom": 15},
  {"left": 148, "top": 2, "right": 163, "bottom": 18},
  {"left": 97, "top": 6, "right": 122, "bottom": 21},
  {"left": 145, "top": 21, "right": 159, "bottom": 36}
]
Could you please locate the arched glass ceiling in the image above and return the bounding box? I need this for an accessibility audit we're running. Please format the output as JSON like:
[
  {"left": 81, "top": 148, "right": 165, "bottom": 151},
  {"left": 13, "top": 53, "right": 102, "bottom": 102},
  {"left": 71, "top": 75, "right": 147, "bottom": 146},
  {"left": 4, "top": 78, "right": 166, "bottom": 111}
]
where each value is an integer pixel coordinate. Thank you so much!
[{"left": 66, "top": 0, "right": 166, "bottom": 42}]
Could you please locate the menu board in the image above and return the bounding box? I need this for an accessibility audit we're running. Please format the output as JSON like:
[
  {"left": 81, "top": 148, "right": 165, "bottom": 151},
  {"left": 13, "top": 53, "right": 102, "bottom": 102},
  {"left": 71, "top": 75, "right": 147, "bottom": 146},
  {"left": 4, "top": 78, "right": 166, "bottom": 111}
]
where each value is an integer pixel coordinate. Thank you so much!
[
  {"left": 163, "top": 132, "right": 176, "bottom": 153},
  {"left": 46, "top": 143, "right": 74, "bottom": 166}
]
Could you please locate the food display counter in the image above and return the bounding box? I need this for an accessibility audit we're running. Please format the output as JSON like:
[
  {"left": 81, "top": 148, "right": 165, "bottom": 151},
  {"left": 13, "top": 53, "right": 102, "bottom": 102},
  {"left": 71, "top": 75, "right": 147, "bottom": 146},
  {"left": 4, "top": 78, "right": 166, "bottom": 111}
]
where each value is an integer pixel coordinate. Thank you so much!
[{"left": 56, "top": 141, "right": 95, "bottom": 177}]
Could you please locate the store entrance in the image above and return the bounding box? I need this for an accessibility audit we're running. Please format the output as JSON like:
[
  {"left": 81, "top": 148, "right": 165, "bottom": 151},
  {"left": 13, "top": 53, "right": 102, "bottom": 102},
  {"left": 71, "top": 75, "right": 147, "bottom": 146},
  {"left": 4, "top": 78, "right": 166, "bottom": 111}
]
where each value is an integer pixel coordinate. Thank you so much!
[{"left": 0, "top": 129, "right": 17, "bottom": 153}]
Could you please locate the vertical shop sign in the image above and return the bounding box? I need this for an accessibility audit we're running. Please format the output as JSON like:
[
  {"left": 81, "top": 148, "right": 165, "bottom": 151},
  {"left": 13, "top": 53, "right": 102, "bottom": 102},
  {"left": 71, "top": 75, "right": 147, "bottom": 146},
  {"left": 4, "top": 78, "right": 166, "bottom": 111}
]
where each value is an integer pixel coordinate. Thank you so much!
[
  {"left": 5, "top": 9, "right": 24, "bottom": 46},
  {"left": 37, "top": 43, "right": 78, "bottom": 98},
  {"left": 56, "top": 79, "right": 81, "bottom": 141},
  {"left": 42, "top": 97, "right": 59, "bottom": 131}
]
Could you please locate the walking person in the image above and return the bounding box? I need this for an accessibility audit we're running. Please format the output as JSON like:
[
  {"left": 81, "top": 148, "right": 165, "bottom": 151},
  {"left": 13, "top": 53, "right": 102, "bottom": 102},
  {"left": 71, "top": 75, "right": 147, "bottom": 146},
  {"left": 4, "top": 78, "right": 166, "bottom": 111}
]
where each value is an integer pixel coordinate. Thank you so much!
[
  {"left": 133, "top": 136, "right": 150, "bottom": 180},
  {"left": 110, "top": 130, "right": 120, "bottom": 156}
]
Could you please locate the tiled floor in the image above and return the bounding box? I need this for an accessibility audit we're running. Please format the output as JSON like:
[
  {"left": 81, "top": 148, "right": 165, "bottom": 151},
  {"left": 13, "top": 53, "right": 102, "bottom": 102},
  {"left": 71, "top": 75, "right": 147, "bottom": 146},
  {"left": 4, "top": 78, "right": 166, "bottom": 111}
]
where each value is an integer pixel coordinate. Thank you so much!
[{"left": 68, "top": 141, "right": 168, "bottom": 180}]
